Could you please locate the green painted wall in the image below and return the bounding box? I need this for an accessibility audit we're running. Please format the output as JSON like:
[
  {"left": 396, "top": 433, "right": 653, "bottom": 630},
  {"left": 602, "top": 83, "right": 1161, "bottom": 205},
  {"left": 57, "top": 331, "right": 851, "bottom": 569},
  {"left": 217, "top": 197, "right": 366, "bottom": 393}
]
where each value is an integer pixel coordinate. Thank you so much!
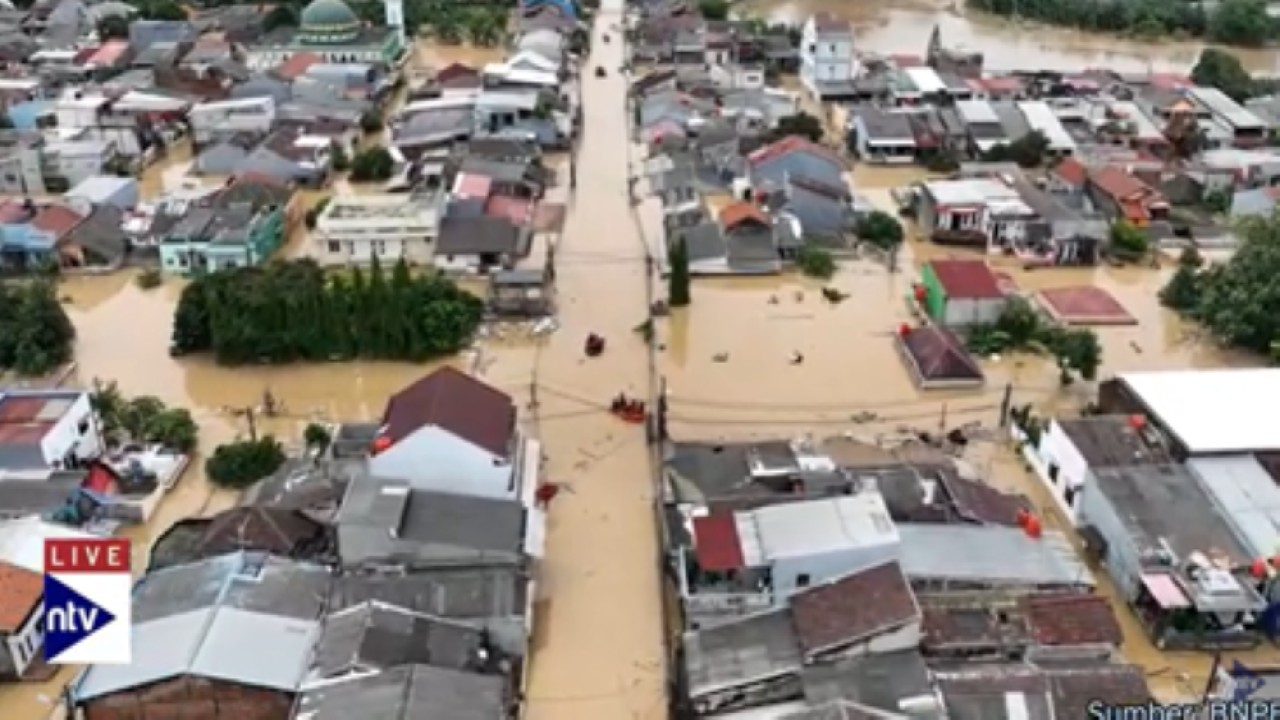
[{"left": 920, "top": 263, "right": 948, "bottom": 324}]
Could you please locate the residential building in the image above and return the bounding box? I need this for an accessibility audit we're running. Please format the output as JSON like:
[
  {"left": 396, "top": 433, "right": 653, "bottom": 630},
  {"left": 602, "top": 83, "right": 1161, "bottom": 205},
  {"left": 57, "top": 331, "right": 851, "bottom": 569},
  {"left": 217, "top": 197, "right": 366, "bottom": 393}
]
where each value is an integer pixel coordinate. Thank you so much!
[
  {"left": 237, "top": 128, "right": 332, "bottom": 187},
  {"left": 915, "top": 177, "right": 1035, "bottom": 249},
  {"left": 0, "top": 561, "right": 44, "bottom": 679},
  {"left": 851, "top": 107, "right": 917, "bottom": 164},
  {"left": 57, "top": 203, "right": 130, "bottom": 270},
  {"left": 1188, "top": 86, "right": 1267, "bottom": 148},
  {"left": 159, "top": 174, "right": 296, "bottom": 273},
  {"left": 313, "top": 193, "right": 442, "bottom": 266},
  {"left": 65, "top": 176, "right": 139, "bottom": 211},
  {"left": 773, "top": 174, "right": 850, "bottom": 241},
  {"left": 896, "top": 325, "right": 985, "bottom": 389},
  {"left": 0, "top": 389, "right": 102, "bottom": 475},
  {"left": 955, "top": 99, "right": 1009, "bottom": 155},
  {"left": 1018, "top": 100, "right": 1076, "bottom": 157},
  {"left": 368, "top": 367, "right": 536, "bottom": 503},
  {"left": 0, "top": 201, "right": 86, "bottom": 270},
  {"left": 73, "top": 553, "right": 332, "bottom": 720},
  {"left": 435, "top": 215, "right": 530, "bottom": 274},
  {"left": 918, "top": 259, "right": 1007, "bottom": 327},
  {"left": 293, "top": 663, "right": 511, "bottom": 720},
  {"left": 41, "top": 136, "right": 116, "bottom": 189},
  {"left": 919, "top": 591, "right": 1123, "bottom": 660},
  {"left": 1085, "top": 165, "right": 1169, "bottom": 227},
  {"left": 189, "top": 97, "right": 276, "bottom": 147},
  {"left": 147, "top": 505, "right": 332, "bottom": 572},
  {"left": 719, "top": 201, "right": 782, "bottom": 275},
  {"left": 747, "top": 135, "right": 845, "bottom": 192},
  {"left": 0, "top": 133, "right": 47, "bottom": 196},
  {"left": 799, "top": 13, "right": 856, "bottom": 99}
]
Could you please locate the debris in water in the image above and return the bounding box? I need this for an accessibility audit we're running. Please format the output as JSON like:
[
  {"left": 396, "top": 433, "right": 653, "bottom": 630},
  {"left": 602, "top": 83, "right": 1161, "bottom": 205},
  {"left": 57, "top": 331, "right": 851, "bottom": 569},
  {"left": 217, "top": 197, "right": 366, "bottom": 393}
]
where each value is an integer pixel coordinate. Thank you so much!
[
  {"left": 713, "top": 353, "right": 728, "bottom": 362},
  {"left": 790, "top": 351, "right": 804, "bottom": 365},
  {"left": 1130, "top": 340, "right": 1143, "bottom": 354},
  {"left": 584, "top": 333, "right": 605, "bottom": 357},
  {"left": 768, "top": 295, "right": 779, "bottom": 304},
  {"left": 794, "top": 291, "right": 804, "bottom": 302},
  {"left": 532, "top": 317, "right": 559, "bottom": 336},
  {"left": 821, "top": 287, "right": 849, "bottom": 304}
]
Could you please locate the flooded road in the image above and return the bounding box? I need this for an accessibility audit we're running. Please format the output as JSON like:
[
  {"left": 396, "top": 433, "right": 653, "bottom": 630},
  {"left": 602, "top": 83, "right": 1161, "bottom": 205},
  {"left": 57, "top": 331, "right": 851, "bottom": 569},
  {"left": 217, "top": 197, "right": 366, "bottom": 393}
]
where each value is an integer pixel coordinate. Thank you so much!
[{"left": 740, "top": 0, "right": 1280, "bottom": 73}]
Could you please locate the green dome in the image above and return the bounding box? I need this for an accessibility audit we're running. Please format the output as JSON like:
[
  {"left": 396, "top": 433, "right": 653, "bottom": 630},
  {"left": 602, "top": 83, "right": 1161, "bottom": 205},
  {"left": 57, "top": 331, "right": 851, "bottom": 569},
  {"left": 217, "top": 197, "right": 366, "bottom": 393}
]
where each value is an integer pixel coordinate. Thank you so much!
[{"left": 299, "top": 0, "right": 360, "bottom": 44}]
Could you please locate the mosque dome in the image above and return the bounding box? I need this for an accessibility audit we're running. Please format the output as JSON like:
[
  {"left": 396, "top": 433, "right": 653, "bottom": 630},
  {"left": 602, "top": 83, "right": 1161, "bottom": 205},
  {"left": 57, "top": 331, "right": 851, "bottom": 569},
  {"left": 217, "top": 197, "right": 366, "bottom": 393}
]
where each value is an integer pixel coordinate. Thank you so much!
[{"left": 298, "top": 0, "right": 361, "bottom": 44}]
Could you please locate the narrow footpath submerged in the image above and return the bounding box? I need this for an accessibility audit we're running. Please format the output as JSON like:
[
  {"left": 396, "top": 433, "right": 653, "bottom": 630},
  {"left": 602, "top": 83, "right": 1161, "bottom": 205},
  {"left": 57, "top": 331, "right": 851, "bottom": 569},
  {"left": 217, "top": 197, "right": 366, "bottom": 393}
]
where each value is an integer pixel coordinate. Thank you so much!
[{"left": 521, "top": 3, "right": 668, "bottom": 718}]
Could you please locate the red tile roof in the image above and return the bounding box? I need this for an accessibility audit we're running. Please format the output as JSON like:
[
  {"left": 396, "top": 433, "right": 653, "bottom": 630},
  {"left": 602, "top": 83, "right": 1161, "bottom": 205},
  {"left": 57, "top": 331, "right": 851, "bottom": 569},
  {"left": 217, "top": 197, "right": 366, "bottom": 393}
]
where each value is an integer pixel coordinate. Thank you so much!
[
  {"left": 435, "top": 62, "right": 477, "bottom": 83},
  {"left": 86, "top": 40, "right": 129, "bottom": 67},
  {"left": 275, "top": 52, "right": 322, "bottom": 80},
  {"left": 901, "top": 325, "right": 985, "bottom": 384},
  {"left": 692, "top": 514, "right": 744, "bottom": 571},
  {"left": 718, "top": 201, "right": 769, "bottom": 230},
  {"left": 380, "top": 367, "right": 516, "bottom": 458},
  {"left": 483, "top": 195, "right": 534, "bottom": 225},
  {"left": 1053, "top": 157, "right": 1088, "bottom": 186},
  {"left": 1025, "top": 593, "right": 1124, "bottom": 647},
  {"left": 928, "top": 259, "right": 1002, "bottom": 299},
  {"left": 0, "top": 201, "right": 28, "bottom": 224},
  {"left": 31, "top": 204, "right": 84, "bottom": 238},
  {"left": 454, "top": 173, "right": 493, "bottom": 200},
  {"left": 0, "top": 561, "right": 42, "bottom": 632},
  {"left": 1088, "top": 165, "right": 1150, "bottom": 200},
  {"left": 747, "top": 135, "right": 841, "bottom": 171},
  {"left": 790, "top": 562, "right": 918, "bottom": 656}
]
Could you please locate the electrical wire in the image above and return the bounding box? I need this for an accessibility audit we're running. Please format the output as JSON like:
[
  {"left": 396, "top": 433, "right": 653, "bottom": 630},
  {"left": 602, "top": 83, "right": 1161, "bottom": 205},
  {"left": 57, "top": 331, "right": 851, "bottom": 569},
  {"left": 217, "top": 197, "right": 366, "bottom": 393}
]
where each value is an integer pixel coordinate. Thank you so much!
[{"left": 667, "top": 402, "right": 1004, "bottom": 426}]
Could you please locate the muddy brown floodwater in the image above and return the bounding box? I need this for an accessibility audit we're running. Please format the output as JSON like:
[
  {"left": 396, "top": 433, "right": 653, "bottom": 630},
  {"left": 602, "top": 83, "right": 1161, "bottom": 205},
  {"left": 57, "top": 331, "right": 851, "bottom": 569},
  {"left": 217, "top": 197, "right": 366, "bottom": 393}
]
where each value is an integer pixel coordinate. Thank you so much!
[{"left": 740, "top": 0, "right": 1280, "bottom": 73}]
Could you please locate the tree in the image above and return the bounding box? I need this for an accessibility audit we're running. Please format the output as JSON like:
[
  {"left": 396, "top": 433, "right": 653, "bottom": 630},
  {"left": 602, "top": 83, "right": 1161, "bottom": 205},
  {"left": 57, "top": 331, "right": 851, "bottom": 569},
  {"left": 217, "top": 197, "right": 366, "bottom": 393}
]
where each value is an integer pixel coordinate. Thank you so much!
[
  {"left": 89, "top": 381, "right": 198, "bottom": 451},
  {"left": 668, "top": 236, "right": 692, "bottom": 307},
  {"left": 1044, "top": 327, "right": 1103, "bottom": 385},
  {"left": 137, "top": 0, "right": 185, "bottom": 21},
  {"left": 983, "top": 131, "right": 1049, "bottom": 168},
  {"left": 1208, "top": 0, "right": 1269, "bottom": 46},
  {"left": 1108, "top": 220, "right": 1150, "bottom": 260},
  {"left": 205, "top": 437, "right": 286, "bottom": 490},
  {"left": 767, "top": 113, "right": 824, "bottom": 144},
  {"left": 1192, "top": 48, "right": 1255, "bottom": 102},
  {"left": 797, "top": 243, "right": 837, "bottom": 279},
  {"left": 304, "top": 423, "right": 332, "bottom": 452},
  {"left": 359, "top": 110, "right": 384, "bottom": 135},
  {"left": 330, "top": 143, "right": 350, "bottom": 172},
  {"left": 170, "top": 258, "right": 484, "bottom": 365},
  {"left": 964, "top": 0, "right": 1208, "bottom": 41},
  {"left": 350, "top": 147, "right": 394, "bottom": 182},
  {"left": 147, "top": 409, "right": 199, "bottom": 453},
  {"left": 0, "top": 279, "right": 75, "bottom": 377},
  {"left": 856, "top": 211, "right": 904, "bottom": 250},
  {"left": 264, "top": 5, "right": 297, "bottom": 31},
  {"left": 462, "top": 8, "right": 504, "bottom": 46},
  {"left": 698, "top": 0, "right": 729, "bottom": 20},
  {"left": 1159, "top": 254, "right": 1204, "bottom": 312},
  {"left": 97, "top": 15, "right": 129, "bottom": 38},
  {"left": 1164, "top": 113, "right": 1206, "bottom": 161},
  {"left": 305, "top": 197, "right": 331, "bottom": 229}
]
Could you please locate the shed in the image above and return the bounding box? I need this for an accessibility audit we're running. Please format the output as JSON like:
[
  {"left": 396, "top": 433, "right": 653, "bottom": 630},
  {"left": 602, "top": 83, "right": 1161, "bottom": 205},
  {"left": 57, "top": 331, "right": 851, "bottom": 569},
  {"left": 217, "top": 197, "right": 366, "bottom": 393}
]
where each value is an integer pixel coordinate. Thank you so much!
[{"left": 920, "top": 259, "right": 1007, "bottom": 327}]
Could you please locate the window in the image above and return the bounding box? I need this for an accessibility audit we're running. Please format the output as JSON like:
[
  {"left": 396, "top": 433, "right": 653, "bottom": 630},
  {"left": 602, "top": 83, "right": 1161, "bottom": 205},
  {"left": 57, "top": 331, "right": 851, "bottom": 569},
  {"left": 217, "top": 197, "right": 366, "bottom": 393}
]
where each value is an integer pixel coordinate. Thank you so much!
[
  {"left": 796, "top": 573, "right": 811, "bottom": 588},
  {"left": 77, "top": 419, "right": 89, "bottom": 435},
  {"left": 1064, "top": 485, "right": 1078, "bottom": 507},
  {"left": 373, "top": 240, "right": 386, "bottom": 255},
  {"left": 327, "top": 240, "right": 340, "bottom": 254},
  {"left": 1048, "top": 463, "right": 1060, "bottom": 484}
]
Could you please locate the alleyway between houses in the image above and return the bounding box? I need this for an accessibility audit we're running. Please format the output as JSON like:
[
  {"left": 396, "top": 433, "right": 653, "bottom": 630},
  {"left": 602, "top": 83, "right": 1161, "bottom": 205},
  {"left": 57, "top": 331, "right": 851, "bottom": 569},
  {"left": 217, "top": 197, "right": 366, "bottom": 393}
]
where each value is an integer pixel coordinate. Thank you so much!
[{"left": 520, "top": 3, "right": 669, "bottom": 719}]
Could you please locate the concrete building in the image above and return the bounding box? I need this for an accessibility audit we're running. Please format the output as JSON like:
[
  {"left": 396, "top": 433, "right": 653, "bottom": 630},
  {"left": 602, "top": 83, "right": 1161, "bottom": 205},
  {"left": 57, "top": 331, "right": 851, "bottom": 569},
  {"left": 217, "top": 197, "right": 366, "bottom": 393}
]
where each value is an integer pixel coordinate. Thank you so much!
[
  {"left": 799, "top": 13, "right": 856, "bottom": 100},
  {"left": 189, "top": 97, "right": 276, "bottom": 147},
  {"left": 312, "top": 193, "right": 442, "bottom": 266},
  {"left": 0, "top": 389, "right": 102, "bottom": 476},
  {"left": 244, "top": 0, "right": 405, "bottom": 71}
]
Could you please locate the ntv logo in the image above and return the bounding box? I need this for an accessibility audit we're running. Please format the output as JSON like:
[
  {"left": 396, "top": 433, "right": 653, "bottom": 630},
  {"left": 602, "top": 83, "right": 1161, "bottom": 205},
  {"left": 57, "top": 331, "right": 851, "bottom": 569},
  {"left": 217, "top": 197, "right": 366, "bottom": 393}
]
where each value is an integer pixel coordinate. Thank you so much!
[{"left": 43, "top": 538, "right": 132, "bottom": 665}]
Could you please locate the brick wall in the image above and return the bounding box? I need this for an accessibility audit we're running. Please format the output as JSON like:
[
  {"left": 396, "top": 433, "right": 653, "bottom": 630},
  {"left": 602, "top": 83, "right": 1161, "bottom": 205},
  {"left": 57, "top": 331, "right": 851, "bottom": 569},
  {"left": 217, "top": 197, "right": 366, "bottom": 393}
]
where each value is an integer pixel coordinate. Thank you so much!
[{"left": 83, "top": 676, "right": 292, "bottom": 720}]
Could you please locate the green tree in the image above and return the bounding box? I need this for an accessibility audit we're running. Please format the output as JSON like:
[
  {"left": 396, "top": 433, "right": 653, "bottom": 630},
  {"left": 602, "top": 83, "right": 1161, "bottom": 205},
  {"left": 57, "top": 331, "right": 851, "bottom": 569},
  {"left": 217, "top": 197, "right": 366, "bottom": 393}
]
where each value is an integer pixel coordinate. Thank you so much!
[
  {"left": 983, "top": 131, "right": 1050, "bottom": 168},
  {"left": 359, "top": 110, "right": 384, "bottom": 135},
  {"left": 304, "top": 423, "right": 332, "bottom": 452},
  {"left": 462, "top": 8, "right": 504, "bottom": 46},
  {"left": 698, "top": 0, "right": 729, "bottom": 20},
  {"left": 264, "top": 5, "right": 297, "bottom": 31},
  {"left": 89, "top": 381, "right": 198, "bottom": 451},
  {"left": 965, "top": 0, "right": 1208, "bottom": 41},
  {"left": 147, "top": 409, "right": 199, "bottom": 453},
  {"left": 137, "top": 0, "right": 185, "bottom": 21},
  {"left": 1159, "top": 259, "right": 1204, "bottom": 312},
  {"left": 1109, "top": 220, "right": 1150, "bottom": 260},
  {"left": 350, "top": 147, "right": 394, "bottom": 182},
  {"left": 205, "top": 437, "right": 286, "bottom": 490},
  {"left": 170, "top": 259, "right": 484, "bottom": 365},
  {"left": 97, "top": 15, "right": 129, "bottom": 38},
  {"left": 797, "top": 243, "right": 837, "bottom": 279},
  {"left": 1044, "top": 327, "right": 1104, "bottom": 385},
  {"left": 856, "top": 211, "right": 904, "bottom": 250},
  {"left": 0, "top": 279, "right": 75, "bottom": 377},
  {"left": 1208, "top": 0, "right": 1270, "bottom": 46},
  {"left": 1192, "top": 48, "right": 1256, "bottom": 101},
  {"left": 1173, "top": 212, "right": 1280, "bottom": 353},
  {"left": 767, "top": 113, "right": 824, "bottom": 143},
  {"left": 668, "top": 236, "right": 692, "bottom": 307},
  {"left": 330, "top": 144, "right": 350, "bottom": 172}
]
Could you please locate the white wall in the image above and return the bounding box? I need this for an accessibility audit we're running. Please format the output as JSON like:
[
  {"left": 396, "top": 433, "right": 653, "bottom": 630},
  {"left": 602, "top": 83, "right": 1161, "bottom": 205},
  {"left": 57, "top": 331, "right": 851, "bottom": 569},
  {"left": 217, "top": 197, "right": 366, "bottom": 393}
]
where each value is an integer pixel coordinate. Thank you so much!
[
  {"left": 5, "top": 603, "right": 43, "bottom": 677},
  {"left": 369, "top": 425, "right": 516, "bottom": 500},
  {"left": 316, "top": 236, "right": 431, "bottom": 266},
  {"left": 771, "top": 539, "right": 898, "bottom": 600},
  {"left": 40, "top": 393, "right": 102, "bottom": 468},
  {"left": 943, "top": 297, "right": 1004, "bottom": 327}
]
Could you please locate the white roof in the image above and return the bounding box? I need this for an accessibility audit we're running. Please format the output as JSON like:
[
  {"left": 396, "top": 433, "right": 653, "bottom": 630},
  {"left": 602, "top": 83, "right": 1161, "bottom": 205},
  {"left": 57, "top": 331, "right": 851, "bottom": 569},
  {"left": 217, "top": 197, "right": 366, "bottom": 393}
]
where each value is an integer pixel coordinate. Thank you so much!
[
  {"left": 742, "top": 493, "right": 898, "bottom": 563},
  {"left": 956, "top": 99, "right": 999, "bottom": 125},
  {"left": 923, "top": 178, "right": 1021, "bottom": 206},
  {"left": 904, "top": 66, "right": 944, "bottom": 94},
  {"left": 1121, "top": 369, "right": 1280, "bottom": 454},
  {"left": 0, "top": 515, "right": 99, "bottom": 573},
  {"left": 1017, "top": 101, "right": 1075, "bottom": 151},
  {"left": 1186, "top": 455, "right": 1280, "bottom": 558}
]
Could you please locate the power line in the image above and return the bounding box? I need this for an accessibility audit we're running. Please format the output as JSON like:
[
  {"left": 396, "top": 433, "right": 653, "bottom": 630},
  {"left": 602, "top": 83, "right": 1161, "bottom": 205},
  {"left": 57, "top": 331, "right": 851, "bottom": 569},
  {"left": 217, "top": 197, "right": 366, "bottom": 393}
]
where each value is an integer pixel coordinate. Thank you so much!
[{"left": 666, "top": 403, "right": 1004, "bottom": 427}]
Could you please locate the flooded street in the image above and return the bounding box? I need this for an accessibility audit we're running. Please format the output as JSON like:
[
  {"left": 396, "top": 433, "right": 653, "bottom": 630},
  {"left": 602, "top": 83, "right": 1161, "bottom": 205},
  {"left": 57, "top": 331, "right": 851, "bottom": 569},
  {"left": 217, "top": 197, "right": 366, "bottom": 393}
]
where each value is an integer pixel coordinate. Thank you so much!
[{"left": 740, "top": 0, "right": 1280, "bottom": 73}]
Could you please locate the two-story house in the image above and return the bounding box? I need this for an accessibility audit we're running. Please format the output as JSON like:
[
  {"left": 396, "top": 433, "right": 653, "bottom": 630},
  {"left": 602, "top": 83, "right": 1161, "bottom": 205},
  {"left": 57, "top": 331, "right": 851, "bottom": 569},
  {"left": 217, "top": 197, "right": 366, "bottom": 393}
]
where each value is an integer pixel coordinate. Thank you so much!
[
  {"left": 1188, "top": 86, "right": 1267, "bottom": 149},
  {"left": 314, "top": 192, "right": 442, "bottom": 266},
  {"left": 0, "top": 201, "right": 85, "bottom": 271},
  {"left": 159, "top": 174, "right": 297, "bottom": 274},
  {"left": 799, "top": 13, "right": 857, "bottom": 100},
  {"left": 0, "top": 561, "right": 43, "bottom": 680},
  {"left": 368, "top": 367, "right": 539, "bottom": 505},
  {"left": 188, "top": 97, "right": 276, "bottom": 149}
]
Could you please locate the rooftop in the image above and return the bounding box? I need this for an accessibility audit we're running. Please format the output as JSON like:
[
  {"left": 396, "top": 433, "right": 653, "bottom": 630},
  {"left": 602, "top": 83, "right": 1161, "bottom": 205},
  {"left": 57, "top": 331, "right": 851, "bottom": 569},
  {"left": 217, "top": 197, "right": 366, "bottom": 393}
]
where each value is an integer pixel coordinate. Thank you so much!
[
  {"left": 1090, "top": 464, "right": 1250, "bottom": 566},
  {"left": 0, "top": 560, "right": 42, "bottom": 632},
  {"left": 684, "top": 608, "right": 801, "bottom": 699},
  {"left": 294, "top": 664, "right": 508, "bottom": 720},
  {"left": 747, "top": 493, "right": 899, "bottom": 565},
  {"left": 379, "top": 367, "right": 516, "bottom": 458},
  {"left": 799, "top": 649, "right": 933, "bottom": 714},
  {"left": 923, "top": 178, "right": 1022, "bottom": 207},
  {"left": 1187, "top": 455, "right": 1280, "bottom": 560},
  {"left": 790, "top": 561, "right": 919, "bottom": 657},
  {"left": 896, "top": 523, "right": 1094, "bottom": 589},
  {"left": 927, "top": 259, "right": 1002, "bottom": 299},
  {"left": 899, "top": 325, "right": 985, "bottom": 387},
  {"left": 1054, "top": 415, "right": 1173, "bottom": 470},
  {"left": 0, "top": 390, "right": 83, "bottom": 471},
  {"left": 319, "top": 194, "right": 429, "bottom": 221},
  {"left": 1118, "top": 369, "right": 1280, "bottom": 455},
  {"left": 75, "top": 553, "right": 331, "bottom": 701},
  {"left": 328, "top": 566, "right": 526, "bottom": 620}
]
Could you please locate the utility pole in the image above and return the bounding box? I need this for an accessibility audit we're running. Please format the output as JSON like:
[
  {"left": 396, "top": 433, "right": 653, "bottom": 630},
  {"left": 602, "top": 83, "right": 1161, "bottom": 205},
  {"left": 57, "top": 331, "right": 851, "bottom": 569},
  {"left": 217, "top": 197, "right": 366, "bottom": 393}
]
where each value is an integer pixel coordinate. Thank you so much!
[
  {"left": 228, "top": 406, "right": 259, "bottom": 441},
  {"left": 999, "top": 382, "right": 1013, "bottom": 427},
  {"left": 937, "top": 403, "right": 947, "bottom": 439},
  {"left": 657, "top": 376, "right": 669, "bottom": 442}
]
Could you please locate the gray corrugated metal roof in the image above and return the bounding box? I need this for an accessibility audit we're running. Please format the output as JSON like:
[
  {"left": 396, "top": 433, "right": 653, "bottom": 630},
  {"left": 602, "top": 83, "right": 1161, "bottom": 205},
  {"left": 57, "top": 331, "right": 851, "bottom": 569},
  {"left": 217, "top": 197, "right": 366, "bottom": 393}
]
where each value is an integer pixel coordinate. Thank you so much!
[
  {"left": 896, "top": 524, "right": 1094, "bottom": 588},
  {"left": 75, "top": 553, "right": 330, "bottom": 701},
  {"left": 294, "top": 664, "right": 507, "bottom": 720},
  {"left": 329, "top": 567, "right": 526, "bottom": 619},
  {"left": 308, "top": 601, "right": 490, "bottom": 681},
  {"left": 1187, "top": 455, "right": 1280, "bottom": 559},
  {"left": 684, "top": 608, "right": 801, "bottom": 698}
]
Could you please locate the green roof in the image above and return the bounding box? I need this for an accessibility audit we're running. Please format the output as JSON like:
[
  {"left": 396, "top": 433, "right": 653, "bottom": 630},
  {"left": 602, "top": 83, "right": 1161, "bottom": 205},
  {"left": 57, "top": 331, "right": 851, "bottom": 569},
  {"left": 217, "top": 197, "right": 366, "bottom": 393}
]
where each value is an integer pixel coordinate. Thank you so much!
[{"left": 299, "top": 0, "right": 360, "bottom": 43}]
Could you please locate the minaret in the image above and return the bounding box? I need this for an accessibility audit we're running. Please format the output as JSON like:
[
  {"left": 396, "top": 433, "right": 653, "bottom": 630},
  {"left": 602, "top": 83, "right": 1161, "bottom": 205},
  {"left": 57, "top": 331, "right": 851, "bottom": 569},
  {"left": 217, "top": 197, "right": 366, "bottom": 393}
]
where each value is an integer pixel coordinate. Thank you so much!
[{"left": 385, "top": 0, "right": 405, "bottom": 49}]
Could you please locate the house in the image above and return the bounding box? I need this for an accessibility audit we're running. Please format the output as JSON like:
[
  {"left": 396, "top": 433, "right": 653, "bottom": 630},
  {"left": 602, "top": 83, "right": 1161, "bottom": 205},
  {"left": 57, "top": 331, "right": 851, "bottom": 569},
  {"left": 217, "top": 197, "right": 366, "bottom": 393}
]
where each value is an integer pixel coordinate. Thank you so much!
[
  {"left": 915, "top": 177, "right": 1035, "bottom": 249},
  {"left": 719, "top": 201, "right": 781, "bottom": 274},
  {"left": 474, "top": 89, "right": 564, "bottom": 149},
  {"left": 0, "top": 201, "right": 85, "bottom": 270},
  {"left": 193, "top": 134, "right": 258, "bottom": 176},
  {"left": 335, "top": 477, "right": 539, "bottom": 569},
  {"left": 368, "top": 367, "right": 534, "bottom": 502},
  {"left": 239, "top": 128, "right": 331, "bottom": 188},
  {"left": 775, "top": 174, "right": 850, "bottom": 242},
  {"left": 433, "top": 62, "right": 482, "bottom": 95},
  {"left": 1085, "top": 165, "right": 1168, "bottom": 227},
  {"left": 65, "top": 176, "right": 139, "bottom": 211},
  {"left": 189, "top": 97, "right": 276, "bottom": 148},
  {"left": 434, "top": 215, "right": 530, "bottom": 274},
  {"left": 896, "top": 325, "right": 985, "bottom": 389},
  {"left": 489, "top": 268, "right": 552, "bottom": 317},
  {"left": 1188, "top": 86, "right": 1267, "bottom": 148},
  {"left": 293, "top": 663, "right": 511, "bottom": 720},
  {"left": 672, "top": 221, "right": 728, "bottom": 275},
  {"left": 799, "top": 13, "right": 857, "bottom": 100},
  {"left": 314, "top": 193, "right": 442, "bottom": 266},
  {"left": 394, "top": 106, "right": 474, "bottom": 159},
  {"left": 457, "top": 156, "right": 545, "bottom": 199},
  {"left": 920, "top": 591, "right": 1123, "bottom": 660},
  {"left": 631, "top": 68, "right": 678, "bottom": 98},
  {"left": 159, "top": 174, "right": 296, "bottom": 274},
  {"left": 0, "top": 561, "right": 44, "bottom": 679},
  {"left": 789, "top": 561, "right": 921, "bottom": 662},
  {"left": 57, "top": 203, "right": 129, "bottom": 269},
  {"left": 1229, "top": 185, "right": 1280, "bottom": 219},
  {"left": 0, "top": 389, "right": 102, "bottom": 474},
  {"left": 1075, "top": 462, "right": 1263, "bottom": 649},
  {"left": 896, "top": 523, "right": 1094, "bottom": 591},
  {"left": 147, "top": 505, "right": 332, "bottom": 572},
  {"left": 747, "top": 135, "right": 845, "bottom": 193},
  {"left": 682, "top": 608, "right": 802, "bottom": 715},
  {"left": 934, "top": 662, "right": 1151, "bottom": 719},
  {"left": 955, "top": 99, "right": 1009, "bottom": 155},
  {"left": 72, "top": 553, "right": 332, "bottom": 720},
  {"left": 691, "top": 121, "right": 742, "bottom": 180},
  {"left": 1018, "top": 101, "right": 1076, "bottom": 157},
  {"left": 919, "top": 259, "right": 1007, "bottom": 327},
  {"left": 851, "top": 107, "right": 916, "bottom": 164}
]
